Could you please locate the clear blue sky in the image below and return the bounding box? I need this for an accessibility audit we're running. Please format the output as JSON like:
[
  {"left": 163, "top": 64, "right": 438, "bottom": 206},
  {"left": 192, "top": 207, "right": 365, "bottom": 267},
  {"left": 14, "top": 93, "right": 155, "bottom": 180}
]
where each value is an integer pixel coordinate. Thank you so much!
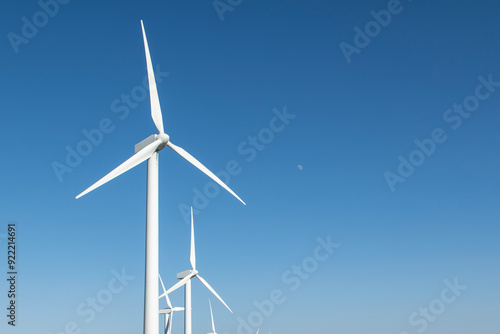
[{"left": 1, "top": 0, "right": 499, "bottom": 333}]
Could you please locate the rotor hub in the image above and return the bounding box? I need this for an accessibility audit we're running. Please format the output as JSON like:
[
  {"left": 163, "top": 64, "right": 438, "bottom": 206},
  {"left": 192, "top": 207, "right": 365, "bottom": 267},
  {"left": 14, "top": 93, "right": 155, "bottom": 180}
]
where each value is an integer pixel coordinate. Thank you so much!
[
  {"left": 158, "top": 132, "right": 170, "bottom": 144},
  {"left": 153, "top": 133, "right": 170, "bottom": 152}
]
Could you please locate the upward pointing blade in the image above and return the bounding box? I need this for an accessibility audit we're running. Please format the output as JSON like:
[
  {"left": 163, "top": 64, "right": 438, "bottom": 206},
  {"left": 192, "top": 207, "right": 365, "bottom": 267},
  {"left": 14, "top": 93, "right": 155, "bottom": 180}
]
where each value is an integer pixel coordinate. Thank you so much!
[
  {"left": 166, "top": 141, "right": 245, "bottom": 205},
  {"left": 209, "top": 299, "right": 216, "bottom": 333},
  {"left": 196, "top": 275, "right": 232, "bottom": 313},
  {"left": 141, "top": 20, "right": 164, "bottom": 134},
  {"left": 159, "top": 274, "right": 167, "bottom": 294},
  {"left": 76, "top": 139, "right": 162, "bottom": 199},
  {"left": 158, "top": 274, "right": 172, "bottom": 308},
  {"left": 190, "top": 207, "right": 196, "bottom": 270}
]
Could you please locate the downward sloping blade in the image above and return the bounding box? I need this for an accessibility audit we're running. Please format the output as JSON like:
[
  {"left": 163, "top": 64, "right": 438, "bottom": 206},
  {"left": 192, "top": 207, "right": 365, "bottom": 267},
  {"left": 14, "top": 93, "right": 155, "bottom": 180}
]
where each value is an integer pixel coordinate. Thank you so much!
[
  {"left": 190, "top": 207, "right": 196, "bottom": 270},
  {"left": 76, "top": 139, "right": 162, "bottom": 199},
  {"left": 161, "top": 272, "right": 195, "bottom": 298},
  {"left": 141, "top": 20, "right": 164, "bottom": 134},
  {"left": 166, "top": 141, "right": 245, "bottom": 205},
  {"left": 196, "top": 275, "right": 232, "bottom": 313},
  {"left": 209, "top": 299, "right": 216, "bottom": 333}
]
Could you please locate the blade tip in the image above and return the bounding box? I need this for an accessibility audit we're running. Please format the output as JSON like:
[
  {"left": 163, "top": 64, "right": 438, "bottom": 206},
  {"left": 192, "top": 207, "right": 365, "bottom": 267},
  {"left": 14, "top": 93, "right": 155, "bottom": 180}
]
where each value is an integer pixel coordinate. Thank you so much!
[{"left": 76, "top": 189, "right": 90, "bottom": 199}]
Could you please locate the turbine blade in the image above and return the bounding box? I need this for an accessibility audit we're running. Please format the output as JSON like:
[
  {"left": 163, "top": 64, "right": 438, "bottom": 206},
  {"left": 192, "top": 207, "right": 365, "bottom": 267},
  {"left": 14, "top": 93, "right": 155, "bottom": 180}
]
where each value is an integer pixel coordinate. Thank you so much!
[
  {"left": 165, "top": 294, "right": 173, "bottom": 309},
  {"left": 158, "top": 274, "right": 173, "bottom": 308},
  {"left": 196, "top": 275, "right": 232, "bottom": 313},
  {"left": 167, "top": 312, "right": 172, "bottom": 334},
  {"left": 159, "top": 274, "right": 167, "bottom": 294},
  {"left": 140, "top": 20, "right": 164, "bottom": 134},
  {"left": 160, "top": 272, "right": 194, "bottom": 298},
  {"left": 76, "top": 139, "right": 162, "bottom": 199},
  {"left": 209, "top": 299, "right": 216, "bottom": 333},
  {"left": 166, "top": 141, "right": 245, "bottom": 205},
  {"left": 190, "top": 207, "right": 196, "bottom": 270},
  {"left": 256, "top": 329, "right": 259, "bottom": 334},
  {"left": 165, "top": 313, "right": 170, "bottom": 334}
]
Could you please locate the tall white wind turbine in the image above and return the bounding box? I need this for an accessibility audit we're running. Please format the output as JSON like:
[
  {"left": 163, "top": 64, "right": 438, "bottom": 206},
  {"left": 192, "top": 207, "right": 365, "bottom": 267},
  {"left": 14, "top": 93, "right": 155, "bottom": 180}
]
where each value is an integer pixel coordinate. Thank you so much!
[
  {"left": 76, "top": 21, "right": 245, "bottom": 334},
  {"left": 159, "top": 207, "right": 232, "bottom": 334},
  {"left": 159, "top": 274, "right": 184, "bottom": 334}
]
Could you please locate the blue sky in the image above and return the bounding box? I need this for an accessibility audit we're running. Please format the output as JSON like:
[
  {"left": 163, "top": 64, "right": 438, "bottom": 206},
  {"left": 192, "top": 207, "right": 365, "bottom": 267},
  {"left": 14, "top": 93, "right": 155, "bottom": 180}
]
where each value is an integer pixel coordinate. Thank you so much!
[{"left": 1, "top": 0, "right": 500, "bottom": 333}]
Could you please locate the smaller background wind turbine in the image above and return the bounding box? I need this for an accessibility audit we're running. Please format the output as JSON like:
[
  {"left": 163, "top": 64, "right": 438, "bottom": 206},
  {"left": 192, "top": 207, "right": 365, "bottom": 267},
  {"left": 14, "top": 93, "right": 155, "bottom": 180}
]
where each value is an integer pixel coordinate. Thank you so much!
[
  {"left": 159, "top": 274, "right": 184, "bottom": 334},
  {"left": 159, "top": 207, "right": 232, "bottom": 334}
]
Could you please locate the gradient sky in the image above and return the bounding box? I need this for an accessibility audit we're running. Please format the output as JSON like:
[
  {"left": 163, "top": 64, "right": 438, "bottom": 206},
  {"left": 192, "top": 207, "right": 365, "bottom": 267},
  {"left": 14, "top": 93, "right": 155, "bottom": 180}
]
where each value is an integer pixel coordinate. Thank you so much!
[{"left": 1, "top": 0, "right": 500, "bottom": 333}]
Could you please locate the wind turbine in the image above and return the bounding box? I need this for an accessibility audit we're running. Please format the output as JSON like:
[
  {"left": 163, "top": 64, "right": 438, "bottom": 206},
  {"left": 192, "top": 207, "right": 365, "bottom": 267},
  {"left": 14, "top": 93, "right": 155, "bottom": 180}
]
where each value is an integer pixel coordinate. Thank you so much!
[
  {"left": 207, "top": 299, "right": 217, "bottom": 334},
  {"left": 159, "top": 274, "right": 184, "bottom": 334},
  {"left": 159, "top": 207, "right": 232, "bottom": 334},
  {"left": 76, "top": 21, "right": 245, "bottom": 334}
]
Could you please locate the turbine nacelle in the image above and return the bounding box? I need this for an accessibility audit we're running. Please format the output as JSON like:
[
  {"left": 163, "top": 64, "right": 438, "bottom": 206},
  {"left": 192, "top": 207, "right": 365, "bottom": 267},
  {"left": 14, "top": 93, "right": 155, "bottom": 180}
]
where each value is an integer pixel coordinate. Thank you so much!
[
  {"left": 176, "top": 269, "right": 198, "bottom": 280},
  {"left": 133, "top": 133, "right": 169, "bottom": 154}
]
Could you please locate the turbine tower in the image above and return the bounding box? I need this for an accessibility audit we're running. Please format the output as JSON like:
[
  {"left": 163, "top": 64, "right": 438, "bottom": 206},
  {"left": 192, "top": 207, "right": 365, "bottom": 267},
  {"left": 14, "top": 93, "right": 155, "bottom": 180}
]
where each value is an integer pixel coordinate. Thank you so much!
[
  {"left": 76, "top": 21, "right": 245, "bottom": 334},
  {"left": 159, "top": 207, "right": 232, "bottom": 334}
]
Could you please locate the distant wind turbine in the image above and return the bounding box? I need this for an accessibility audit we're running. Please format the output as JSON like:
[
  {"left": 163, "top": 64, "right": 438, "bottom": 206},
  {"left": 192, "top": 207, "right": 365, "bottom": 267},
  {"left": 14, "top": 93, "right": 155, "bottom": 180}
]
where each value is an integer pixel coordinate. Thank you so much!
[
  {"left": 159, "top": 274, "right": 184, "bottom": 334},
  {"left": 207, "top": 299, "right": 217, "bottom": 334},
  {"left": 76, "top": 21, "right": 245, "bottom": 334},
  {"left": 159, "top": 207, "right": 232, "bottom": 334}
]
